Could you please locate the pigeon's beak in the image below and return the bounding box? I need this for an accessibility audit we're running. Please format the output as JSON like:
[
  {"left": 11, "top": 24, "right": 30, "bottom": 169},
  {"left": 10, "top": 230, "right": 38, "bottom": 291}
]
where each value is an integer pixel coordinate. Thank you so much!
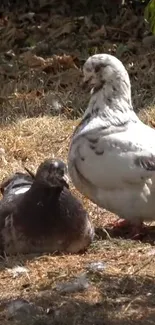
[
  {"left": 81, "top": 74, "right": 96, "bottom": 94},
  {"left": 81, "top": 78, "right": 89, "bottom": 89},
  {"left": 81, "top": 76, "right": 92, "bottom": 91}
]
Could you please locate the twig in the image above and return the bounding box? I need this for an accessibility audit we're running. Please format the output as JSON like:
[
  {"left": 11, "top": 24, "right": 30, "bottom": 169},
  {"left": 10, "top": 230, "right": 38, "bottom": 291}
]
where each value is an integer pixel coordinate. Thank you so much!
[{"left": 106, "top": 26, "right": 131, "bottom": 36}]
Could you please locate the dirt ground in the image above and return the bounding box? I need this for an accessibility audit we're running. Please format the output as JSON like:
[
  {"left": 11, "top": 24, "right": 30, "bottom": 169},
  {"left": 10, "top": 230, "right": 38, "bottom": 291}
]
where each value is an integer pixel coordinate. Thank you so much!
[{"left": 0, "top": 2, "right": 155, "bottom": 325}]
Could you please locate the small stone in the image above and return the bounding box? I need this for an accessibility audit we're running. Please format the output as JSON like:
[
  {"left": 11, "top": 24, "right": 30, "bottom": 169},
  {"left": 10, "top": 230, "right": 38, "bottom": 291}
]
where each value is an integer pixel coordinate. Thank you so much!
[
  {"left": 6, "top": 298, "right": 43, "bottom": 323},
  {"left": 86, "top": 261, "right": 106, "bottom": 272},
  {"left": 56, "top": 273, "right": 89, "bottom": 294}
]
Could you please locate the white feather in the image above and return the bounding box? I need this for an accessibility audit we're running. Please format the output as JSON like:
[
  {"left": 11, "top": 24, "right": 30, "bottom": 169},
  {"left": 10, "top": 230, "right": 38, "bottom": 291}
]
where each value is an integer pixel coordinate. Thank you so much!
[
  {"left": 68, "top": 54, "right": 155, "bottom": 223},
  {"left": 14, "top": 186, "right": 30, "bottom": 195}
]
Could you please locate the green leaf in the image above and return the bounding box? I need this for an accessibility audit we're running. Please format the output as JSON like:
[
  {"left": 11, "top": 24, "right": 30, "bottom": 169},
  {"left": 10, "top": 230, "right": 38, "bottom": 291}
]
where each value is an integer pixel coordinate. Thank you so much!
[{"left": 144, "top": 0, "right": 155, "bottom": 35}]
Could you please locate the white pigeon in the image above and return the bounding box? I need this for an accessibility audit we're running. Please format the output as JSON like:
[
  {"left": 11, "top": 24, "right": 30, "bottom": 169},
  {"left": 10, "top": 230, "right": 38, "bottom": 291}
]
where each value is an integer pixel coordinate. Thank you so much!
[{"left": 68, "top": 53, "right": 155, "bottom": 234}]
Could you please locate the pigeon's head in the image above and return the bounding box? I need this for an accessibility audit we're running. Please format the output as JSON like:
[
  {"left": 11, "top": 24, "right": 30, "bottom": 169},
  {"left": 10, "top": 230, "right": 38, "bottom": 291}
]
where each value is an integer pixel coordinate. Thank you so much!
[
  {"left": 83, "top": 54, "right": 131, "bottom": 101},
  {"left": 36, "top": 159, "right": 69, "bottom": 189}
]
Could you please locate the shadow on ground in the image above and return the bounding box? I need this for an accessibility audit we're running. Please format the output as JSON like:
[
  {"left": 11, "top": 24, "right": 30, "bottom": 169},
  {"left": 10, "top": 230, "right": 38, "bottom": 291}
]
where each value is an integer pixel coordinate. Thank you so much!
[
  {"left": 1, "top": 272, "right": 155, "bottom": 325},
  {"left": 95, "top": 224, "right": 155, "bottom": 245}
]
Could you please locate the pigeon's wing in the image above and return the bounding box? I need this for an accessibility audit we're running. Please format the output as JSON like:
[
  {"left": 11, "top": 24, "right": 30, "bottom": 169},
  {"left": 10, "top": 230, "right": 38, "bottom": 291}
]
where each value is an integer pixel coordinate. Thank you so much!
[
  {"left": 72, "top": 120, "right": 155, "bottom": 189},
  {"left": 1, "top": 173, "right": 33, "bottom": 196}
]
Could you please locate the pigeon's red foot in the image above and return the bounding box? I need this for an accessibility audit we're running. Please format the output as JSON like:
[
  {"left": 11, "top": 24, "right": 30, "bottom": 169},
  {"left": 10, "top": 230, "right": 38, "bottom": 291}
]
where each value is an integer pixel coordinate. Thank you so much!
[
  {"left": 113, "top": 219, "right": 131, "bottom": 229},
  {"left": 112, "top": 219, "right": 146, "bottom": 239}
]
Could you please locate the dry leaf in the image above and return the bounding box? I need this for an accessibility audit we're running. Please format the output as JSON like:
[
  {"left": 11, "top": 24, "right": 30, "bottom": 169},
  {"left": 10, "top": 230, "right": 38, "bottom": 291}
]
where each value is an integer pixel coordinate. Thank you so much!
[
  {"left": 49, "top": 21, "right": 73, "bottom": 38},
  {"left": 21, "top": 52, "right": 46, "bottom": 67},
  {"left": 91, "top": 25, "right": 107, "bottom": 38},
  {"left": 42, "top": 55, "right": 78, "bottom": 73}
]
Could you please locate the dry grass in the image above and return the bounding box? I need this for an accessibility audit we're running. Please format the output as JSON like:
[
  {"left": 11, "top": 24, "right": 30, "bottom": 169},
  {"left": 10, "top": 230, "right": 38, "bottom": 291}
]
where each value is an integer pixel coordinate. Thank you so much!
[
  {"left": 0, "top": 4, "right": 155, "bottom": 324},
  {"left": 0, "top": 113, "right": 155, "bottom": 324}
]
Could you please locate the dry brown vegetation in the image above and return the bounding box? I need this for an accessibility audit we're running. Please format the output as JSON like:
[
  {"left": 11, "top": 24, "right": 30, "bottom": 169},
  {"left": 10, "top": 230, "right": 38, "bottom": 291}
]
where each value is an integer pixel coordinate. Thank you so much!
[{"left": 0, "top": 2, "right": 155, "bottom": 324}]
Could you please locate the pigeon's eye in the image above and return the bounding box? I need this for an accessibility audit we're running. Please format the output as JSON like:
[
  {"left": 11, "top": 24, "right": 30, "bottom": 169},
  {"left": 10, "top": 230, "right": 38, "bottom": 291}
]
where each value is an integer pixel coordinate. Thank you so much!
[
  {"left": 85, "top": 67, "right": 92, "bottom": 73},
  {"left": 95, "top": 63, "right": 107, "bottom": 73},
  {"left": 95, "top": 65, "right": 101, "bottom": 73}
]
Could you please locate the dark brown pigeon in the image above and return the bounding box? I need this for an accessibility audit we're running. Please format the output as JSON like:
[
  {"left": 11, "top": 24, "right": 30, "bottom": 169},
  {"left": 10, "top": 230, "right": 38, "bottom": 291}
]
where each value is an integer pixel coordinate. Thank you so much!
[{"left": 0, "top": 159, "right": 94, "bottom": 255}]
